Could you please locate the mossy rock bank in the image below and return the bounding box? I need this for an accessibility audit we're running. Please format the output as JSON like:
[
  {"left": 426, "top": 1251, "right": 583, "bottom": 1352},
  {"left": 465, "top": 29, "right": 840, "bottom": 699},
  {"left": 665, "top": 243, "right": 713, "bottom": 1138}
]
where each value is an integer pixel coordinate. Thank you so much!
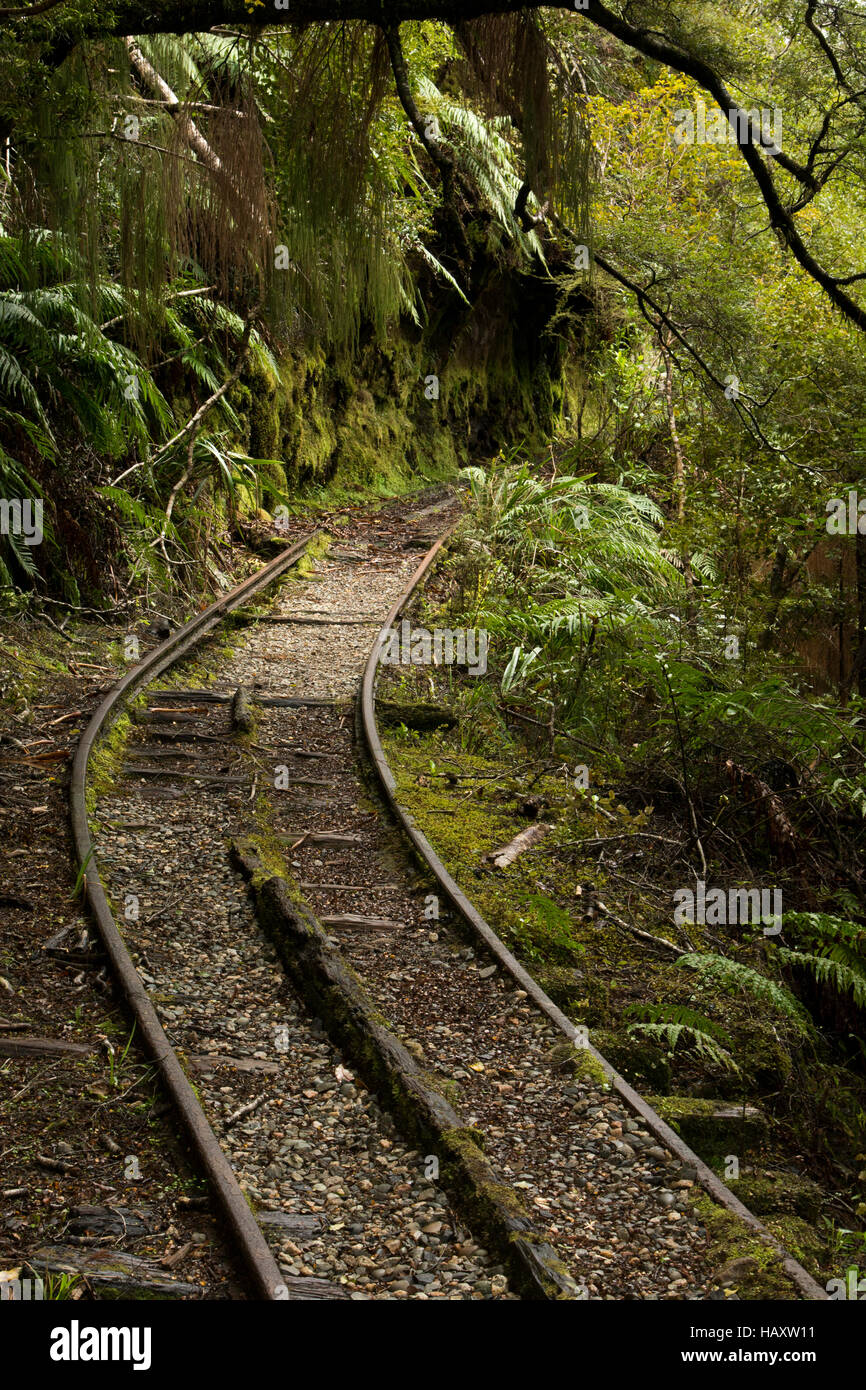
[
  {"left": 592, "top": 1028, "right": 673, "bottom": 1093},
  {"left": 727, "top": 1169, "right": 825, "bottom": 1225},
  {"left": 646, "top": 1095, "right": 769, "bottom": 1158}
]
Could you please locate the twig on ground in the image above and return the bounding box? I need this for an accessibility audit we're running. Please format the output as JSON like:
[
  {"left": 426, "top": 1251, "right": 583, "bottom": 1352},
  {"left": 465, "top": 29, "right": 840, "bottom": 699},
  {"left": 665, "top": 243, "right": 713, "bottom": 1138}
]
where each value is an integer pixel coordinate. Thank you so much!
[{"left": 593, "top": 898, "right": 682, "bottom": 955}]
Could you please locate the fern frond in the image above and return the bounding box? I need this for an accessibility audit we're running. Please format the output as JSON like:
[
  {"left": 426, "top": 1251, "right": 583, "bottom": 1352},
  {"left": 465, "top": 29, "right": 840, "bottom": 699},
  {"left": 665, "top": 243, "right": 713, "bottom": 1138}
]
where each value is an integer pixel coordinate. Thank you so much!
[
  {"left": 627, "top": 1021, "right": 740, "bottom": 1072},
  {"left": 778, "top": 947, "right": 866, "bottom": 1011},
  {"left": 677, "top": 952, "right": 813, "bottom": 1032}
]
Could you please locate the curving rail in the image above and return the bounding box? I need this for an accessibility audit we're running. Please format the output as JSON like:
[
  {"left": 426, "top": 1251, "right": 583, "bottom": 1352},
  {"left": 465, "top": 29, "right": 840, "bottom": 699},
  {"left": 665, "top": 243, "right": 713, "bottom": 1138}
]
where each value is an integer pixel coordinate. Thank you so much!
[
  {"left": 68, "top": 516, "right": 826, "bottom": 1303},
  {"left": 69, "top": 533, "right": 318, "bottom": 1301},
  {"left": 358, "top": 529, "right": 826, "bottom": 1303}
]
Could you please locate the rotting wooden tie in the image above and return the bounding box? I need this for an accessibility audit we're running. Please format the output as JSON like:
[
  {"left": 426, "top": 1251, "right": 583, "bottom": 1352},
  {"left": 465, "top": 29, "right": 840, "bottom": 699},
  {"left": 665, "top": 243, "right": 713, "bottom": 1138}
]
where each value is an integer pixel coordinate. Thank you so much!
[
  {"left": 138, "top": 731, "right": 233, "bottom": 745},
  {"left": 276, "top": 832, "right": 365, "bottom": 848},
  {"left": 43, "top": 948, "right": 106, "bottom": 968},
  {"left": 130, "top": 747, "right": 207, "bottom": 760},
  {"left": 257, "top": 697, "right": 339, "bottom": 708},
  {"left": 257, "top": 1211, "right": 323, "bottom": 1237},
  {"left": 0, "top": 1036, "right": 94, "bottom": 1059},
  {"left": 186, "top": 1054, "right": 280, "bottom": 1075},
  {"left": 123, "top": 766, "right": 248, "bottom": 785},
  {"left": 148, "top": 689, "right": 231, "bottom": 703},
  {"left": 146, "top": 705, "right": 209, "bottom": 715},
  {"left": 299, "top": 882, "right": 403, "bottom": 892},
  {"left": 277, "top": 1275, "right": 349, "bottom": 1300},
  {"left": 275, "top": 777, "right": 333, "bottom": 788},
  {"left": 67, "top": 1205, "right": 156, "bottom": 1240},
  {"left": 320, "top": 914, "right": 405, "bottom": 932},
  {"left": 241, "top": 615, "right": 379, "bottom": 626},
  {"left": 27, "top": 1246, "right": 201, "bottom": 1299},
  {"left": 135, "top": 712, "right": 204, "bottom": 725}
]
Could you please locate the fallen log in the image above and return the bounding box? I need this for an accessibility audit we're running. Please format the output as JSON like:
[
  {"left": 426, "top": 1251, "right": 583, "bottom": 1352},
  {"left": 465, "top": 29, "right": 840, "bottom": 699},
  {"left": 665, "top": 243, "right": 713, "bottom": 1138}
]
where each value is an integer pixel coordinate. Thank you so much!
[
  {"left": 376, "top": 700, "right": 457, "bottom": 731},
  {"left": 485, "top": 822, "right": 551, "bottom": 869}
]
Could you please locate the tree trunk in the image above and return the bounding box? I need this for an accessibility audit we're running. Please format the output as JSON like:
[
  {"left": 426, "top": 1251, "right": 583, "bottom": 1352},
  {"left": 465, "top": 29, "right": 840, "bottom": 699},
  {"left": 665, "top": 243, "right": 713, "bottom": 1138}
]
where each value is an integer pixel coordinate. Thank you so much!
[{"left": 660, "top": 334, "right": 694, "bottom": 621}]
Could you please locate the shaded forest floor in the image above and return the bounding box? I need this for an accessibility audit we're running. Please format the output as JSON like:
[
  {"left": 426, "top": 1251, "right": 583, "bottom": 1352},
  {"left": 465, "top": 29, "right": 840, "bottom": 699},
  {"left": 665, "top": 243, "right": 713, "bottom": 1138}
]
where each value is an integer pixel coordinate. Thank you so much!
[
  {"left": 379, "top": 579, "right": 866, "bottom": 1293},
  {"left": 3, "top": 491, "right": 866, "bottom": 1297}
]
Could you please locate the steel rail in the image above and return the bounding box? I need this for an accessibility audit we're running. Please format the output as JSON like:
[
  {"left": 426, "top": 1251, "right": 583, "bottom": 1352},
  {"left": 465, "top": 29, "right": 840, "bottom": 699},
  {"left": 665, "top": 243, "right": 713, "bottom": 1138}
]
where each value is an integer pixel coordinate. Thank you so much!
[
  {"left": 70, "top": 533, "right": 318, "bottom": 1301},
  {"left": 359, "top": 530, "right": 827, "bottom": 1303}
]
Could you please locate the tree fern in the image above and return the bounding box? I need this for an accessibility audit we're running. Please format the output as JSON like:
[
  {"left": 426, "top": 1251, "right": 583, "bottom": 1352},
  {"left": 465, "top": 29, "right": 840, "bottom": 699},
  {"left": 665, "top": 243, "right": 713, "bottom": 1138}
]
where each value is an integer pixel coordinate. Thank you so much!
[
  {"left": 411, "top": 236, "right": 471, "bottom": 305},
  {"left": 415, "top": 76, "right": 547, "bottom": 265}
]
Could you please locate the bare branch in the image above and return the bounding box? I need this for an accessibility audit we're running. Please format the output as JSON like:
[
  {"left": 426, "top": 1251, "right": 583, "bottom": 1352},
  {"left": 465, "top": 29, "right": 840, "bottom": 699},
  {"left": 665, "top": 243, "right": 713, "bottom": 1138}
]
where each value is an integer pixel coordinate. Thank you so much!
[{"left": 0, "top": 0, "right": 65, "bottom": 18}]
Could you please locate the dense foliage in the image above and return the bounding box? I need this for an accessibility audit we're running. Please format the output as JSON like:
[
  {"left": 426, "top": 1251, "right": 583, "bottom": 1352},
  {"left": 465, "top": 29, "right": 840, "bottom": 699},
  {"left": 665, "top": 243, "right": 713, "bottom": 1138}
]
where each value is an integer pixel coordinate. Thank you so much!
[{"left": 4, "top": 0, "right": 866, "bottom": 1277}]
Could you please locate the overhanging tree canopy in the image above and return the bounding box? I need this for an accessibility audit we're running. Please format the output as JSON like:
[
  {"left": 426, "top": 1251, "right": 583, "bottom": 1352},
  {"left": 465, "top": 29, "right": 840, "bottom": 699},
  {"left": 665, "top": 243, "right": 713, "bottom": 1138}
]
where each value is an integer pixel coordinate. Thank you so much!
[{"left": 6, "top": 1, "right": 866, "bottom": 337}]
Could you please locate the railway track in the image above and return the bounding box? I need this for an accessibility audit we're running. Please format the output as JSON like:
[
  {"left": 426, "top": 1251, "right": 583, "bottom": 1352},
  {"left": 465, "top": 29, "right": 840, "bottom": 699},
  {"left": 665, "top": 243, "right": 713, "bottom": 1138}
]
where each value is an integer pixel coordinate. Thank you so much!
[{"left": 66, "top": 494, "right": 825, "bottom": 1302}]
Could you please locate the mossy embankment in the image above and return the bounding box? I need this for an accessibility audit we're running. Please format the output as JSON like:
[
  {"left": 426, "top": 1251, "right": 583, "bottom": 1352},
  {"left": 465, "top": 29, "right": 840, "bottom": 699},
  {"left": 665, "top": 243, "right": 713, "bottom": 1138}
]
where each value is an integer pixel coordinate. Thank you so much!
[{"left": 377, "top": 678, "right": 863, "bottom": 1292}]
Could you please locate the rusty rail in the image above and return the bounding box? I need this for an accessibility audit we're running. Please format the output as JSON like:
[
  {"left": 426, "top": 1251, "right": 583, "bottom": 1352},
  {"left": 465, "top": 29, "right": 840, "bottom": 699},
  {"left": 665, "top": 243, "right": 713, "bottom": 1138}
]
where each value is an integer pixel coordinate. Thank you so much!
[
  {"left": 358, "top": 529, "right": 827, "bottom": 1303},
  {"left": 70, "top": 534, "right": 317, "bottom": 1301}
]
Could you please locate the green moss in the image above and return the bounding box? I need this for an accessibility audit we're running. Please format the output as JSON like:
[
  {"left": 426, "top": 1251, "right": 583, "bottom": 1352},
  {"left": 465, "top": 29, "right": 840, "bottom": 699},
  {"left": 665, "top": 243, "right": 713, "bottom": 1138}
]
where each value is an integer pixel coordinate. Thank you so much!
[
  {"left": 571, "top": 1048, "right": 610, "bottom": 1087},
  {"left": 0, "top": 627, "right": 73, "bottom": 712},
  {"left": 592, "top": 1027, "right": 672, "bottom": 1093},
  {"left": 691, "top": 1191, "right": 801, "bottom": 1300},
  {"left": 85, "top": 705, "right": 137, "bottom": 813},
  {"left": 382, "top": 731, "right": 631, "bottom": 978},
  {"left": 761, "top": 1215, "right": 831, "bottom": 1281},
  {"left": 647, "top": 1095, "right": 769, "bottom": 1159},
  {"left": 533, "top": 961, "right": 587, "bottom": 1009},
  {"left": 293, "top": 529, "right": 331, "bottom": 578},
  {"left": 421, "top": 1069, "right": 462, "bottom": 1110},
  {"left": 258, "top": 459, "right": 288, "bottom": 510},
  {"left": 726, "top": 1170, "right": 825, "bottom": 1226},
  {"left": 248, "top": 369, "right": 280, "bottom": 461},
  {"left": 224, "top": 300, "right": 571, "bottom": 512},
  {"left": 441, "top": 1126, "right": 530, "bottom": 1224}
]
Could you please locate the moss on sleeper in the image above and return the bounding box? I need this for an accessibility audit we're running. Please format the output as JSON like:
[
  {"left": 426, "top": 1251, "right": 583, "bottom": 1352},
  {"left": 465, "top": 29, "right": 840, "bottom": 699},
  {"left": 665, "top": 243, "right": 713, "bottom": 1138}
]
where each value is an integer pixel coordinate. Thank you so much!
[
  {"left": 85, "top": 698, "right": 143, "bottom": 813},
  {"left": 421, "top": 1070, "right": 462, "bottom": 1110},
  {"left": 572, "top": 1047, "right": 610, "bottom": 1088},
  {"left": 440, "top": 1127, "right": 530, "bottom": 1225},
  {"left": 645, "top": 1094, "right": 769, "bottom": 1156},
  {"left": 690, "top": 1191, "right": 800, "bottom": 1300}
]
